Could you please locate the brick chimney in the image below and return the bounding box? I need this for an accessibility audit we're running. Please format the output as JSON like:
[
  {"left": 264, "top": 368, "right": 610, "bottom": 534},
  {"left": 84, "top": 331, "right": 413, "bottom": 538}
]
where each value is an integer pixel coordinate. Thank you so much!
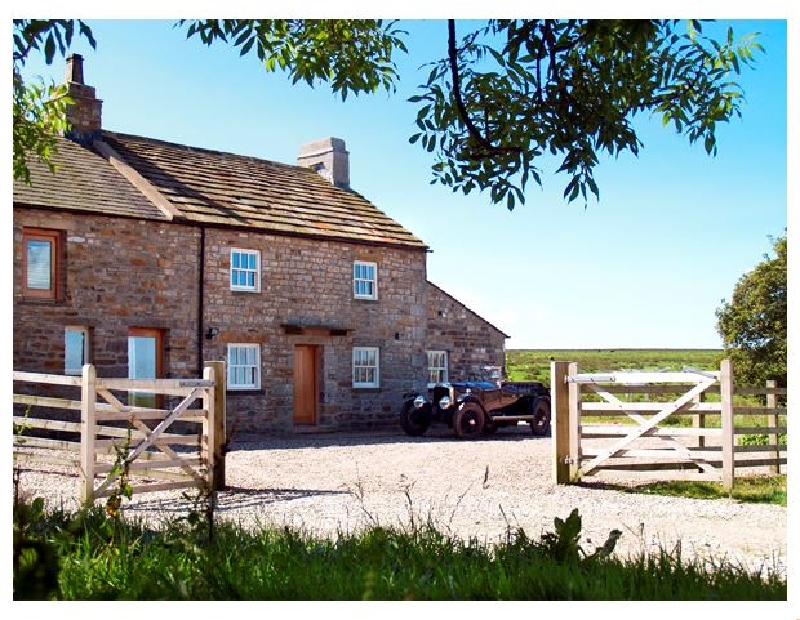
[
  {"left": 63, "top": 53, "right": 102, "bottom": 145},
  {"left": 297, "top": 138, "right": 350, "bottom": 189}
]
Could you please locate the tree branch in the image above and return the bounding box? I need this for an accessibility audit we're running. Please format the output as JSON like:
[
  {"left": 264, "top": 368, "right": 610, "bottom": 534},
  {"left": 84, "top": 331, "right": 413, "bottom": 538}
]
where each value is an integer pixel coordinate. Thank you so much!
[{"left": 448, "top": 19, "right": 520, "bottom": 156}]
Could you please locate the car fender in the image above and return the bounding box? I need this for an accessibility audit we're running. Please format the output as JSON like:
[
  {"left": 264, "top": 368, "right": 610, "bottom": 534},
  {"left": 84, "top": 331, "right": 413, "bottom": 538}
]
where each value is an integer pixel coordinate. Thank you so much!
[
  {"left": 457, "top": 394, "right": 486, "bottom": 413},
  {"left": 403, "top": 393, "right": 432, "bottom": 415},
  {"left": 532, "top": 394, "right": 551, "bottom": 409}
]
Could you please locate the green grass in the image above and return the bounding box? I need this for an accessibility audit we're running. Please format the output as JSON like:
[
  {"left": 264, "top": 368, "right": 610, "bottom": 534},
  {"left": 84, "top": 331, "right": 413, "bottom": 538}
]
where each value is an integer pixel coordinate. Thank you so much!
[
  {"left": 594, "top": 475, "right": 787, "bottom": 507},
  {"left": 506, "top": 348, "right": 724, "bottom": 385},
  {"left": 14, "top": 498, "right": 786, "bottom": 601}
]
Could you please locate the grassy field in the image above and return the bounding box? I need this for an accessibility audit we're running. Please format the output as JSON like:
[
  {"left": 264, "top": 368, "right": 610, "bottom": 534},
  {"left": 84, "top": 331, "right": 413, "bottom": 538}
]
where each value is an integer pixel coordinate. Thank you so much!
[{"left": 507, "top": 348, "right": 723, "bottom": 385}]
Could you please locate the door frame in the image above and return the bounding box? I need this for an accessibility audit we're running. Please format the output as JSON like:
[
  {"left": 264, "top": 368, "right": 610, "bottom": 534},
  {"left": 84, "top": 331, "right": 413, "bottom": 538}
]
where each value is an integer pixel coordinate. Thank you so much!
[{"left": 293, "top": 344, "right": 320, "bottom": 426}]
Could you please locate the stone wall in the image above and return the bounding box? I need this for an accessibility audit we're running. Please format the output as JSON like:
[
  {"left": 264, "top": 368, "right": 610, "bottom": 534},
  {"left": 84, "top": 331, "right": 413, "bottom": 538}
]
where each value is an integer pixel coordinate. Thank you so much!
[
  {"left": 13, "top": 209, "right": 200, "bottom": 380},
  {"left": 426, "top": 282, "right": 508, "bottom": 382},
  {"left": 202, "top": 229, "right": 429, "bottom": 433},
  {"left": 13, "top": 208, "right": 505, "bottom": 436}
]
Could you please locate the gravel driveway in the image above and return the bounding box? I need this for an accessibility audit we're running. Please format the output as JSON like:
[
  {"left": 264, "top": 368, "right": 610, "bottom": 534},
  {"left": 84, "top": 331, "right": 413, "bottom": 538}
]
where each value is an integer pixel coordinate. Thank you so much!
[{"left": 16, "top": 426, "right": 787, "bottom": 579}]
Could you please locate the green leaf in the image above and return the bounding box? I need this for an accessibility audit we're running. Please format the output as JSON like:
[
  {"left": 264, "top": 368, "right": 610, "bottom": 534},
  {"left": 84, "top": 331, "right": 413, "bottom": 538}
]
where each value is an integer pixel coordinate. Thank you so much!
[
  {"left": 704, "top": 134, "right": 715, "bottom": 155},
  {"left": 44, "top": 33, "right": 55, "bottom": 64}
]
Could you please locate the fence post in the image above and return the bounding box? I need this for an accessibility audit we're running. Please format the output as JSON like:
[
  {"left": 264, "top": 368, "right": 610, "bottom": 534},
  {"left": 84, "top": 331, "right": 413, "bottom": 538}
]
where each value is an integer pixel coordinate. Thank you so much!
[
  {"left": 693, "top": 391, "right": 706, "bottom": 449},
  {"left": 720, "top": 359, "right": 735, "bottom": 492},
  {"left": 79, "top": 364, "right": 97, "bottom": 504},
  {"left": 551, "top": 361, "right": 570, "bottom": 484},
  {"left": 207, "top": 360, "right": 227, "bottom": 490},
  {"left": 202, "top": 364, "right": 215, "bottom": 492},
  {"left": 766, "top": 379, "right": 779, "bottom": 474},
  {"left": 567, "top": 362, "right": 580, "bottom": 482}
]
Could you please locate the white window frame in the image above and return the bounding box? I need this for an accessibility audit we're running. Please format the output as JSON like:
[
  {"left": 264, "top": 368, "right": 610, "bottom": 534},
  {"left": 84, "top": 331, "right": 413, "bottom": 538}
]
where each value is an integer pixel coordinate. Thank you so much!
[
  {"left": 230, "top": 248, "right": 261, "bottom": 292},
  {"left": 227, "top": 343, "right": 261, "bottom": 390},
  {"left": 426, "top": 350, "right": 449, "bottom": 388},
  {"left": 352, "top": 347, "right": 380, "bottom": 388},
  {"left": 353, "top": 260, "right": 378, "bottom": 300},
  {"left": 65, "top": 326, "right": 91, "bottom": 375}
]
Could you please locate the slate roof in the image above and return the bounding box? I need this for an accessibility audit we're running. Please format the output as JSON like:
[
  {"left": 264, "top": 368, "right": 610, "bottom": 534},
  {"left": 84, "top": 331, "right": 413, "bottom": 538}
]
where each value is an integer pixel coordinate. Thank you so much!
[
  {"left": 14, "top": 131, "right": 428, "bottom": 250},
  {"left": 13, "top": 135, "right": 168, "bottom": 221},
  {"left": 106, "top": 131, "right": 427, "bottom": 249}
]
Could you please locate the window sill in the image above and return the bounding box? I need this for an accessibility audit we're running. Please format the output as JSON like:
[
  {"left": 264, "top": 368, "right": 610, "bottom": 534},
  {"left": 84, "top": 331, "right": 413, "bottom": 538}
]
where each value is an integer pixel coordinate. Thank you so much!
[
  {"left": 19, "top": 297, "right": 64, "bottom": 304},
  {"left": 227, "top": 388, "right": 266, "bottom": 395},
  {"left": 351, "top": 387, "right": 382, "bottom": 393},
  {"left": 353, "top": 297, "right": 379, "bottom": 303}
]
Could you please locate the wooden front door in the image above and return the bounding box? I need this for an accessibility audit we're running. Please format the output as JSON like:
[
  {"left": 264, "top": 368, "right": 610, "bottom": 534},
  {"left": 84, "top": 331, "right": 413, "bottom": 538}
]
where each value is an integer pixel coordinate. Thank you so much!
[{"left": 293, "top": 345, "right": 318, "bottom": 425}]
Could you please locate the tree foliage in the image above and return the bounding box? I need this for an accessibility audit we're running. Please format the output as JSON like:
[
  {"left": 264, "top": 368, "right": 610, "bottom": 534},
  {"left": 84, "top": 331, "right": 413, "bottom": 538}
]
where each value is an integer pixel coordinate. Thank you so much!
[
  {"left": 716, "top": 235, "right": 787, "bottom": 387},
  {"left": 411, "top": 20, "right": 763, "bottom": 209},
  {"left": 13, "top": 20, "right": 96, "bottom": 184},
  {"left": 13, "top": 18, "right": 764, "bottom": 210},
  {"left": 179, "top": 19, "right": 408, "bottom": 101}
]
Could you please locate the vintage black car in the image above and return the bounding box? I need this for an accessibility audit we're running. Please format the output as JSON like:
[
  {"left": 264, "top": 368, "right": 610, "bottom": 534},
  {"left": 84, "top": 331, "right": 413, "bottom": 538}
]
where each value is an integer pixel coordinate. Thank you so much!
[{"left": 400, "top": 379, "right": 551, "bottom": 439}]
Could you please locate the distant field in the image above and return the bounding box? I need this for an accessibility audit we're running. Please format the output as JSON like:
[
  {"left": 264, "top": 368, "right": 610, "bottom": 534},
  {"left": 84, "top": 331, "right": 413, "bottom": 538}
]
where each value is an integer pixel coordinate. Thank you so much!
[{"left": 506, "top": 349, "right": 723, "bottom": 385}]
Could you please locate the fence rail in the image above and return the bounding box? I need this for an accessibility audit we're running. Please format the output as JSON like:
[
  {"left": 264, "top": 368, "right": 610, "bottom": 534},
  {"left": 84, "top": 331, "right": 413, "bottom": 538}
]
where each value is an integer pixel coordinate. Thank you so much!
[
  {"left": 552, "top": 360, "right": 786, "bottom": 490},
  {"left": 13, "top": 361, "right": 227, "bottom": 503}
]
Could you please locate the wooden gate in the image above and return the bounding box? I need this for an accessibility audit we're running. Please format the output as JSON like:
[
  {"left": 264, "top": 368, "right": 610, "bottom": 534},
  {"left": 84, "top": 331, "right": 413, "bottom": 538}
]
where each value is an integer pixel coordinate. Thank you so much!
[
  {"left": 552, "top": 359, "right": 787, "bottom": 490},
  {"left": 13, "top": 361, "right": 227, "bottom": 503}
]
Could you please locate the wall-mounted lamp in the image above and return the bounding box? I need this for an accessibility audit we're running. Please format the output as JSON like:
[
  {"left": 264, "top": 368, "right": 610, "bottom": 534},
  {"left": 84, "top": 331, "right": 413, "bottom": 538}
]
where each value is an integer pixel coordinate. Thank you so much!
[{"left": 205, "top": 327, "right": 219, "bottom": 340}]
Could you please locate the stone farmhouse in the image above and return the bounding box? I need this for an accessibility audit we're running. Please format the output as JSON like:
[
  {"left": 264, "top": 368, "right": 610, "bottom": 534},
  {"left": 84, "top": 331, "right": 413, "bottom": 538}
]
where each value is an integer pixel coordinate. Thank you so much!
[{"left": 12, "top": 54, "right": 508, "bottom": 434}]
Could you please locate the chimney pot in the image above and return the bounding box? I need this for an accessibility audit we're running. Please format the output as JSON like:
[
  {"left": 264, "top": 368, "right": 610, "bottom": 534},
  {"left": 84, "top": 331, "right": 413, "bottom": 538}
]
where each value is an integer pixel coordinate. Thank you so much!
[{"left": 65, "top": 53, "right": 84, "bottom": 84}]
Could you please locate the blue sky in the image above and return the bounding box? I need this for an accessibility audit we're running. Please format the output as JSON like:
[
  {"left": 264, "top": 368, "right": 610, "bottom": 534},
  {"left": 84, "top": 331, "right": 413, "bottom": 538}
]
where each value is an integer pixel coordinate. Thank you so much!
[{"left": 13, "top": 12, "right": 791, "bottom": 350}]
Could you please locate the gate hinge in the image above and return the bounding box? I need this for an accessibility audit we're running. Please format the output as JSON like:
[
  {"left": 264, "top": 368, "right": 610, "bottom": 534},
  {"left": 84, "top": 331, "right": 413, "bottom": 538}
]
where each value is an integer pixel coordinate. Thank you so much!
[{"left": 563, "top": 456, "right": 578, "bottom": 465}]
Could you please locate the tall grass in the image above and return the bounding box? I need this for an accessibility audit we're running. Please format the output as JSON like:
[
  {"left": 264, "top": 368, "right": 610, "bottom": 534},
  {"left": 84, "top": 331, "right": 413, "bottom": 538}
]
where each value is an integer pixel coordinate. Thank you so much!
[{"left": 15, "top": 498, "right": 786, "bottom": 601}]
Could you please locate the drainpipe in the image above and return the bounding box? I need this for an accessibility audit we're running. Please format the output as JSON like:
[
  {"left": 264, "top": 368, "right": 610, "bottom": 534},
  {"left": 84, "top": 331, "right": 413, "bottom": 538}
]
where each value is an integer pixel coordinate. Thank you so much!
[{"left": 197, "top": 226, "right": 205, "bottom": 377}]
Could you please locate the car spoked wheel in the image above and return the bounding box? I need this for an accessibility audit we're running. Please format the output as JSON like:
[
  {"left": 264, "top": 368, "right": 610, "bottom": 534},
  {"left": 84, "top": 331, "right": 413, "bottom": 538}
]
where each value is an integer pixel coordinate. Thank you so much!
[
  {"left": 454, "top": 403, "right": 485, "bottom": 439},
  {"left": 530, "top": 397, "right": 551, "bottom": 437}
]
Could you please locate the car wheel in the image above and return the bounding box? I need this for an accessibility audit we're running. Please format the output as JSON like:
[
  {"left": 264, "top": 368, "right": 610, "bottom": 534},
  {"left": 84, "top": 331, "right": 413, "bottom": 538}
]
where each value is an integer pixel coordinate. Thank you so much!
[
  {"left": 454, "top": 403, "right": 485, "bottom": 439},
  {"left": 400, "top": 400, "right": 430, "bottom": 437},
  {"left": 529, "top": 396, "right": 551, "bottom": 437}
]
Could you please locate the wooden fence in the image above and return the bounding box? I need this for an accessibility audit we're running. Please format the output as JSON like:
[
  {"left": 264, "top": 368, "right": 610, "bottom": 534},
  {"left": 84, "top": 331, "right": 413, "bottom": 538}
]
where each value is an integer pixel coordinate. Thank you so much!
[
  {"left": 13, "top": 361, "right": 227, "bottom": 503},
  {"left": 551, "top": 360, "right": 787, "bottom": 491}
]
